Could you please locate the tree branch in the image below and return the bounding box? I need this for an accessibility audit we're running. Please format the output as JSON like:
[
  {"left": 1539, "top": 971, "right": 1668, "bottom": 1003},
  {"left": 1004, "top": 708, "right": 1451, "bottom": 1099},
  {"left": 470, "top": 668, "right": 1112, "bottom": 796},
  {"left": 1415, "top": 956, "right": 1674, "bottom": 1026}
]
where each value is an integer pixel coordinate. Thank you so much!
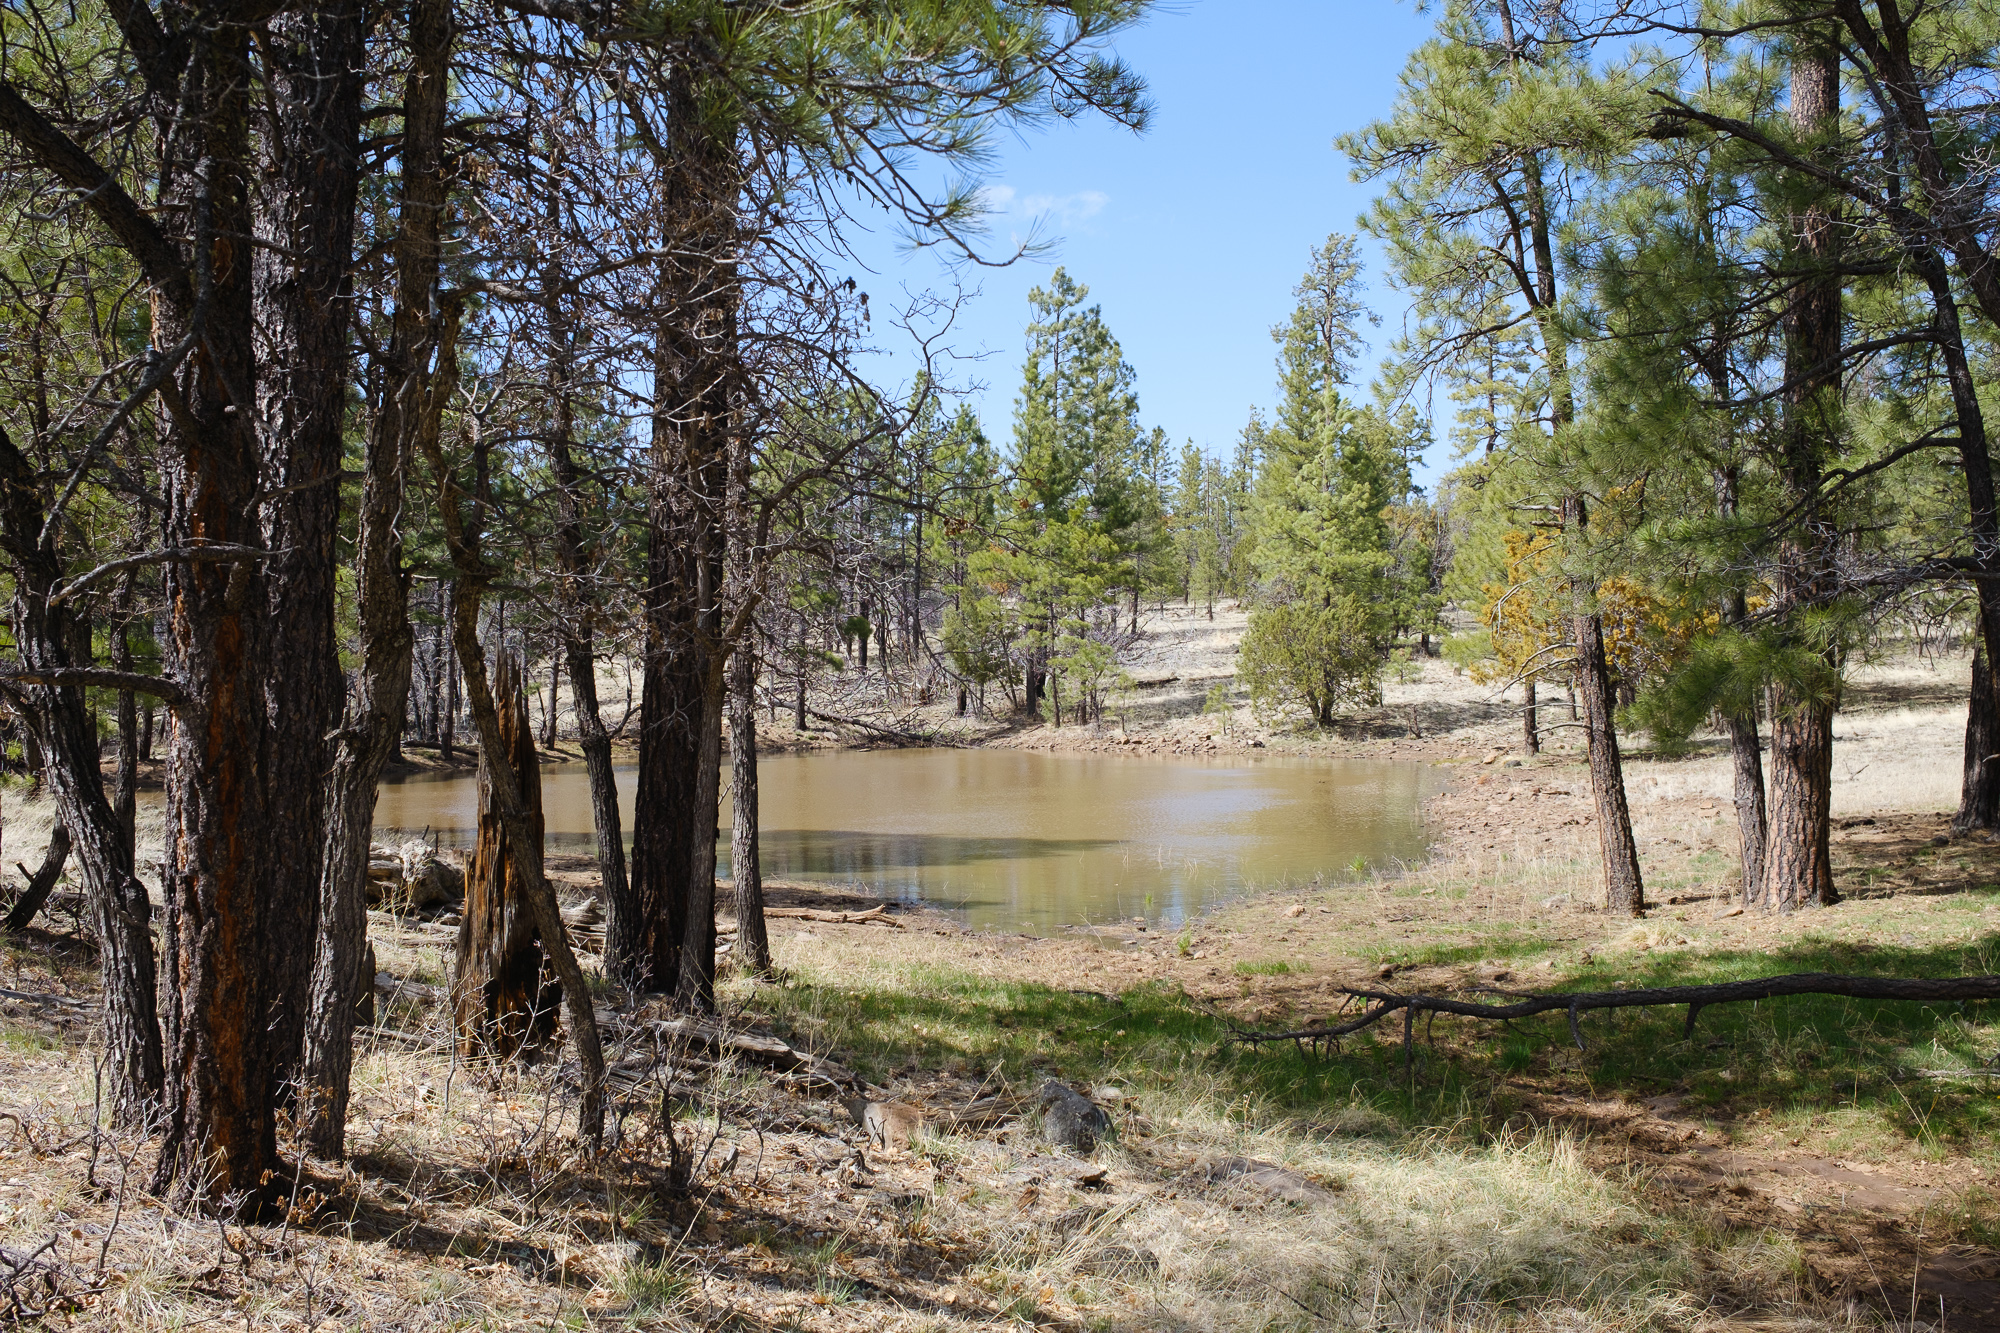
[{"left": 0, "top": 79, "right": 190, "bottom": 311}]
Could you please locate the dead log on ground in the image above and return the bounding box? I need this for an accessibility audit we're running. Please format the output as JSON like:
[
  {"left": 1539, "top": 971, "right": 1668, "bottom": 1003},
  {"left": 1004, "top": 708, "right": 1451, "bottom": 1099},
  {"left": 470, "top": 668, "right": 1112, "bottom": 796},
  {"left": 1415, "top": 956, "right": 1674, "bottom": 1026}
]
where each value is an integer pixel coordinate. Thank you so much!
[
  {"left": 760, "top": 904, "right": 901, "bottom": 927},
  {"left": 1224, "top": 972, "right": 2000, "bottom": 1072}
]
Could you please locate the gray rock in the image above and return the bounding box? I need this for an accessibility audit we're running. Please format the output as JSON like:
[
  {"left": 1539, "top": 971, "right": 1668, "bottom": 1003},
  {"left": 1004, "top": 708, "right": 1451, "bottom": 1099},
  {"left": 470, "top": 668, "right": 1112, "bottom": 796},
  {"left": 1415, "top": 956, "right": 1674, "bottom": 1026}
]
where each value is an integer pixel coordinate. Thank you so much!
[
  {"left": 397, "top": 842, "right": 463, "bottom": 910},
  {"left": 1038, "top": 1080, "right": 1112, "bottom": 1153},
  {"left": 1204, "top": 1155, "right": 1339, "bottom": 1204}
]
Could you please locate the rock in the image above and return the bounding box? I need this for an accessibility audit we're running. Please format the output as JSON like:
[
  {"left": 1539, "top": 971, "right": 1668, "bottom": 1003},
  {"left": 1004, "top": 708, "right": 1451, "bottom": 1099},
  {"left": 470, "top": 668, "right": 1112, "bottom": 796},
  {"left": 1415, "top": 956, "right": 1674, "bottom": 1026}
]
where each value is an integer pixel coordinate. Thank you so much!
[
  {"left": 1081, "top": 1243, "right": 1157, "bottom": 1275},
  {"left": 841, "top": 1097, "right": 925, "bottom": 1151},
  {"left": 1503, "top": 758, "right": 1523, "bottom": 768},
  {"left": 1717, "top": 905, "right": 1745, "bottom": 918},
  {"left": 1283, "top": 904, "right": 1307, "bottom": 918},
  {"left": 1933, "top": 834, "right": 1951, "bottom": 846},
  {"left": 1204, "top": 1156, "right": 1339, "bottom": 1204},
  {"left": 397, "top": 842, "right": 463, "bottom": 910},
  {"left": 1038, "top": 1080, "right": 1112, "bottom": 1153}
]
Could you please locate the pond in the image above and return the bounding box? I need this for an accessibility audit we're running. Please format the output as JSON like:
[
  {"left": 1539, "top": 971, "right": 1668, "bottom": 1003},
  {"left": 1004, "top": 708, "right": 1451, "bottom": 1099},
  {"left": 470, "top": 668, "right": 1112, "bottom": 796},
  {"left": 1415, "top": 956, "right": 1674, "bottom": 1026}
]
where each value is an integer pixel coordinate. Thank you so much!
[{"left": 371, "top": 748, "right": 1442, "bottom": 932}]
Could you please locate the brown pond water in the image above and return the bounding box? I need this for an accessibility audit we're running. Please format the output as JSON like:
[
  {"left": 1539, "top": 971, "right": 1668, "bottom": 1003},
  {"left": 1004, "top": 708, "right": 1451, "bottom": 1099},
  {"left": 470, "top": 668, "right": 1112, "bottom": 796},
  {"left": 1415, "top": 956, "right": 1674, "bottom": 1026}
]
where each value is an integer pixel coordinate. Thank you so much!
[{"left": 371, "top": 749, "right": 1442, "bottom": 932}]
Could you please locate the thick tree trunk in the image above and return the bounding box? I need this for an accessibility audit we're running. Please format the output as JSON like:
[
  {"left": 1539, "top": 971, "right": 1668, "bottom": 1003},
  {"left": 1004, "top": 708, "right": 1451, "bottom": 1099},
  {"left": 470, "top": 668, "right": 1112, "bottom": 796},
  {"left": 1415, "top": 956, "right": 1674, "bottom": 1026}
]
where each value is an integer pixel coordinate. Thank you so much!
[
  {"left": 3, "top": 824, "right": 70, "bottom": 934},
  {"left": 622, "top": 617, "right": 703, "bottom": 992},
  {"left": 146, "top": 24, "right": 304, "bottom": 1208},
  {"left": 454, "top": 653, "right": 559, "bottom": 1058},
  {"left": 1575, "top": 610, "right": 1645, "bottom": 916},
  {"left": 729, "top": 643, "right": 771, "bottom": 975},
  {"left": 251, "top": 1, "right": 366, "bottom": 1088},
  {"left": 1761, "top": 37, "right": 1843, "bottom": 914},
  {"left": 1764, "top": 686, "right": 1837, "bottom": 910},
  {"left": 621, "top": 57, "right": 737, "bottom": 1010}
]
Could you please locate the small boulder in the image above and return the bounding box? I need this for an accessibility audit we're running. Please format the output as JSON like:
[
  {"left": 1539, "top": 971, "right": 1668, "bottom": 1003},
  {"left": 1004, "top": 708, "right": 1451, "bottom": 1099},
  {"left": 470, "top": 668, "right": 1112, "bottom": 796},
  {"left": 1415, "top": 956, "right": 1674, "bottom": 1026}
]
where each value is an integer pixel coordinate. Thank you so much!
[
  {"left": 396, "top": 842, "right": 463, "bottom": 911},
  {"left": 1038, "top": 1080, "right": 1112, "bottom": 1153}
]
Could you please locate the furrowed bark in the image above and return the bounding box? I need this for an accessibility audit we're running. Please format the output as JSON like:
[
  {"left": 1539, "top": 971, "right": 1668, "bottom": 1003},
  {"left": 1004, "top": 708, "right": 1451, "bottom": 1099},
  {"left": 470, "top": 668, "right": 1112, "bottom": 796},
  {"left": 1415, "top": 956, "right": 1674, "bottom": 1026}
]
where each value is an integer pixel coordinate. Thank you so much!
[
  {"left": 729, "top": 637, "right": 771, "bottom": 976},
  {"left": 0, "top": 428, "right": 162, "bottom": 1126},
  {"left": 1573, "top": 602, "right": 1644, "bottom": 916},
  {"left": 1727, "top": 708, "right": 1769, "bottom": 902},
  {"left": 1762, "top": 37, "right": 1843, "bottom": 913},
  {"left": 146, "top": 19, "right": 309, "bottom": 1209},
  {"left": 251, "top": 0, "right": 367, "bottom": 1089},
  {"left": 297, "top": 0, "right": 452, "bottom": 1160},
  {"left": 1962, "top": 649, "right": 1999, "bottom": 834},
  {"left": 622, "top": 58, "right": 737, "bottom": 1010}
]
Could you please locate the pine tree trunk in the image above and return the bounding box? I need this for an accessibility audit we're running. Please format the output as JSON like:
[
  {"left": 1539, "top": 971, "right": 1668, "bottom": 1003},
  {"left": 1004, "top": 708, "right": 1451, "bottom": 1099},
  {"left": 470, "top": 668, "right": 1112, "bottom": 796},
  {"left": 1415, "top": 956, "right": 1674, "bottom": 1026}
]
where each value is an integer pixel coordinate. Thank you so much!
[
  {"left": 730, "top": 638, "right": 771, "bottom": 975},
  {"left": 622, "top": 598, "right": 703, "bottom": 994},
  {"left": 621, "top": 54, "right": 737, "bottom": 1008},
  {"left": 1764, "top": 685, "right": 1836, "bottom": 910},
  {"left": 1727, "top": 710, "right": 1769, "bottom": 903},
  {"left": 1523, "top": 679, "right": 1540, "bottom": 754},
  {"left": 250, "top": 2, "right": 367, "bottom": 1093},
  {"left": 678, "top": 661, "right": 726, "bottom": 1010},
  {"left": 455, "top": 653, "right": 559, "bottom": 1058},
  {"left": 112, "top": 611, "right": 137, "bottom": 860},
  {"left": 296, "top": 0, "right": 447, "bottom": 1151},
  {"left": 1960, "top": 647, "right": 1999, "bottom": 833},
  {"left": 1761, "top": 36, "right": 1843, "bottom": 913},
  {"left": 1575, "top": 611, "right": 1644, "bottom": 916}
]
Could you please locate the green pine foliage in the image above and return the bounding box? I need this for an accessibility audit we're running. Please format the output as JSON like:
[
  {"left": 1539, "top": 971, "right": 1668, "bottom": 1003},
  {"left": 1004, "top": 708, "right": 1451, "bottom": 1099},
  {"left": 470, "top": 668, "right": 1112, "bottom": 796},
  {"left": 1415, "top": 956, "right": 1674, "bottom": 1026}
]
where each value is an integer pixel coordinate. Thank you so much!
[{"left": 1238, "top": 234, "right": 1434, "bottom": 727}]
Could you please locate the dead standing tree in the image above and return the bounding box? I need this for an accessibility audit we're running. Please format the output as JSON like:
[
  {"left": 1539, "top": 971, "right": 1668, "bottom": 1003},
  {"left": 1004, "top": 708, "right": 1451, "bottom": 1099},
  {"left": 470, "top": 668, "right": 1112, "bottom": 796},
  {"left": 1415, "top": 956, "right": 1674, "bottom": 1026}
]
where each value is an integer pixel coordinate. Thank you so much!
[
  {"left": 454, "top": 652, "right": 559, "bottom": 1057},
  {"left": 417, "top": 364, "right": 606, "bottom": 1150}
]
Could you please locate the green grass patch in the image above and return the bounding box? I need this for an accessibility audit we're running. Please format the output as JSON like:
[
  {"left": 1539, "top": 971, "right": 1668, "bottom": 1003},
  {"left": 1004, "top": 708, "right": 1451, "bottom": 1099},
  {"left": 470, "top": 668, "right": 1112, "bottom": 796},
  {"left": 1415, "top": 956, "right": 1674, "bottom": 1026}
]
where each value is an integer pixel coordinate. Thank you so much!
[
  {"left": 739, "top": 925, "right": 2000, "bottom": 1159},
  {"left": 1233, "top": 959, "right": 1301, "bottom": 976}
]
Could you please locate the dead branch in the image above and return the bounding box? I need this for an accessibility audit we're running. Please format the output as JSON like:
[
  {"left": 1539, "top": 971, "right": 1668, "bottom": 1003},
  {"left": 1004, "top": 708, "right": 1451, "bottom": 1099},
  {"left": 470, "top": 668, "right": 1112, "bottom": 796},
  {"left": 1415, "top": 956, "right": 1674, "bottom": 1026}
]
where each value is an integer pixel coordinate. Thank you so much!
[
  {"left": 1223, "top": 972, "right": 2000, "bottom": 1072},
  {"left": 805, "top": 707, "right": 955, "bottom": 746}
]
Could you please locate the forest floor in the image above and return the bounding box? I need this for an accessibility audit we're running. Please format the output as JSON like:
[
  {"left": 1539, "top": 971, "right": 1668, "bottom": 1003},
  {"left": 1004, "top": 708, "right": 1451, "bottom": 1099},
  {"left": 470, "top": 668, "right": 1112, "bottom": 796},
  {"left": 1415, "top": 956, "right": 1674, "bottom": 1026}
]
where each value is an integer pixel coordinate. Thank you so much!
[{"left": 0, "top": 609, "right": 1991, "bottom": 1329}]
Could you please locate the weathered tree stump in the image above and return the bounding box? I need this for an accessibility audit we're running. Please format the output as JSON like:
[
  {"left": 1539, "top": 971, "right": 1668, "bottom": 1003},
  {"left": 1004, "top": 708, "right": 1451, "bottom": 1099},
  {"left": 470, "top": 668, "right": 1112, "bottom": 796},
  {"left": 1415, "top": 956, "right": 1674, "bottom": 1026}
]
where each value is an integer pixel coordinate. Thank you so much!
[{"left": 453, "top": 653, "right": 557, "bottom": 1058}]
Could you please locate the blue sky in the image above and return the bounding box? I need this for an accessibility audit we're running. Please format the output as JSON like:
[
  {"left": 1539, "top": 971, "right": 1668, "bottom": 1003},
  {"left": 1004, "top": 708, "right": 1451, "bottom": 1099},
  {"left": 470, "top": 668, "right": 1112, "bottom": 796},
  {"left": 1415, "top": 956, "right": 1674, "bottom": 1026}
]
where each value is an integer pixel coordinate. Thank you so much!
[{"left": 845, "top": 1, "right": 1445, "bottom": 487}]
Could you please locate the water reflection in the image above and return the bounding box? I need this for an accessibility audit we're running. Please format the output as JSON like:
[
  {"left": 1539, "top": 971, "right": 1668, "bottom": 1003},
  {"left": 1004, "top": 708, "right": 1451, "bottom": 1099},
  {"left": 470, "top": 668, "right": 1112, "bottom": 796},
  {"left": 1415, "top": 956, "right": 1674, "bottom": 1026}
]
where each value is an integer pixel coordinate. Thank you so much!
[{"left": 371, "top": 748, "right": 1440, "bottom": 931}]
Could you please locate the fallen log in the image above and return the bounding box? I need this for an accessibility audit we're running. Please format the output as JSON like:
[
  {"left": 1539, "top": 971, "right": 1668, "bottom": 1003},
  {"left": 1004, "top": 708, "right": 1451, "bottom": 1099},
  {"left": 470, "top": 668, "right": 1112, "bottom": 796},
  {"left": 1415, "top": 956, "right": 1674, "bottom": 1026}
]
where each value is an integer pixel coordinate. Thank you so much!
[
  {"left": 622, "top": 1014, "right": 865, "bottom": 1089},
  {"left": 1225, "top": 972, "right": 2000, "bottom": 1072},
  {"left": 761, "top": 905, "right": 900, "bottom": 928}
]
